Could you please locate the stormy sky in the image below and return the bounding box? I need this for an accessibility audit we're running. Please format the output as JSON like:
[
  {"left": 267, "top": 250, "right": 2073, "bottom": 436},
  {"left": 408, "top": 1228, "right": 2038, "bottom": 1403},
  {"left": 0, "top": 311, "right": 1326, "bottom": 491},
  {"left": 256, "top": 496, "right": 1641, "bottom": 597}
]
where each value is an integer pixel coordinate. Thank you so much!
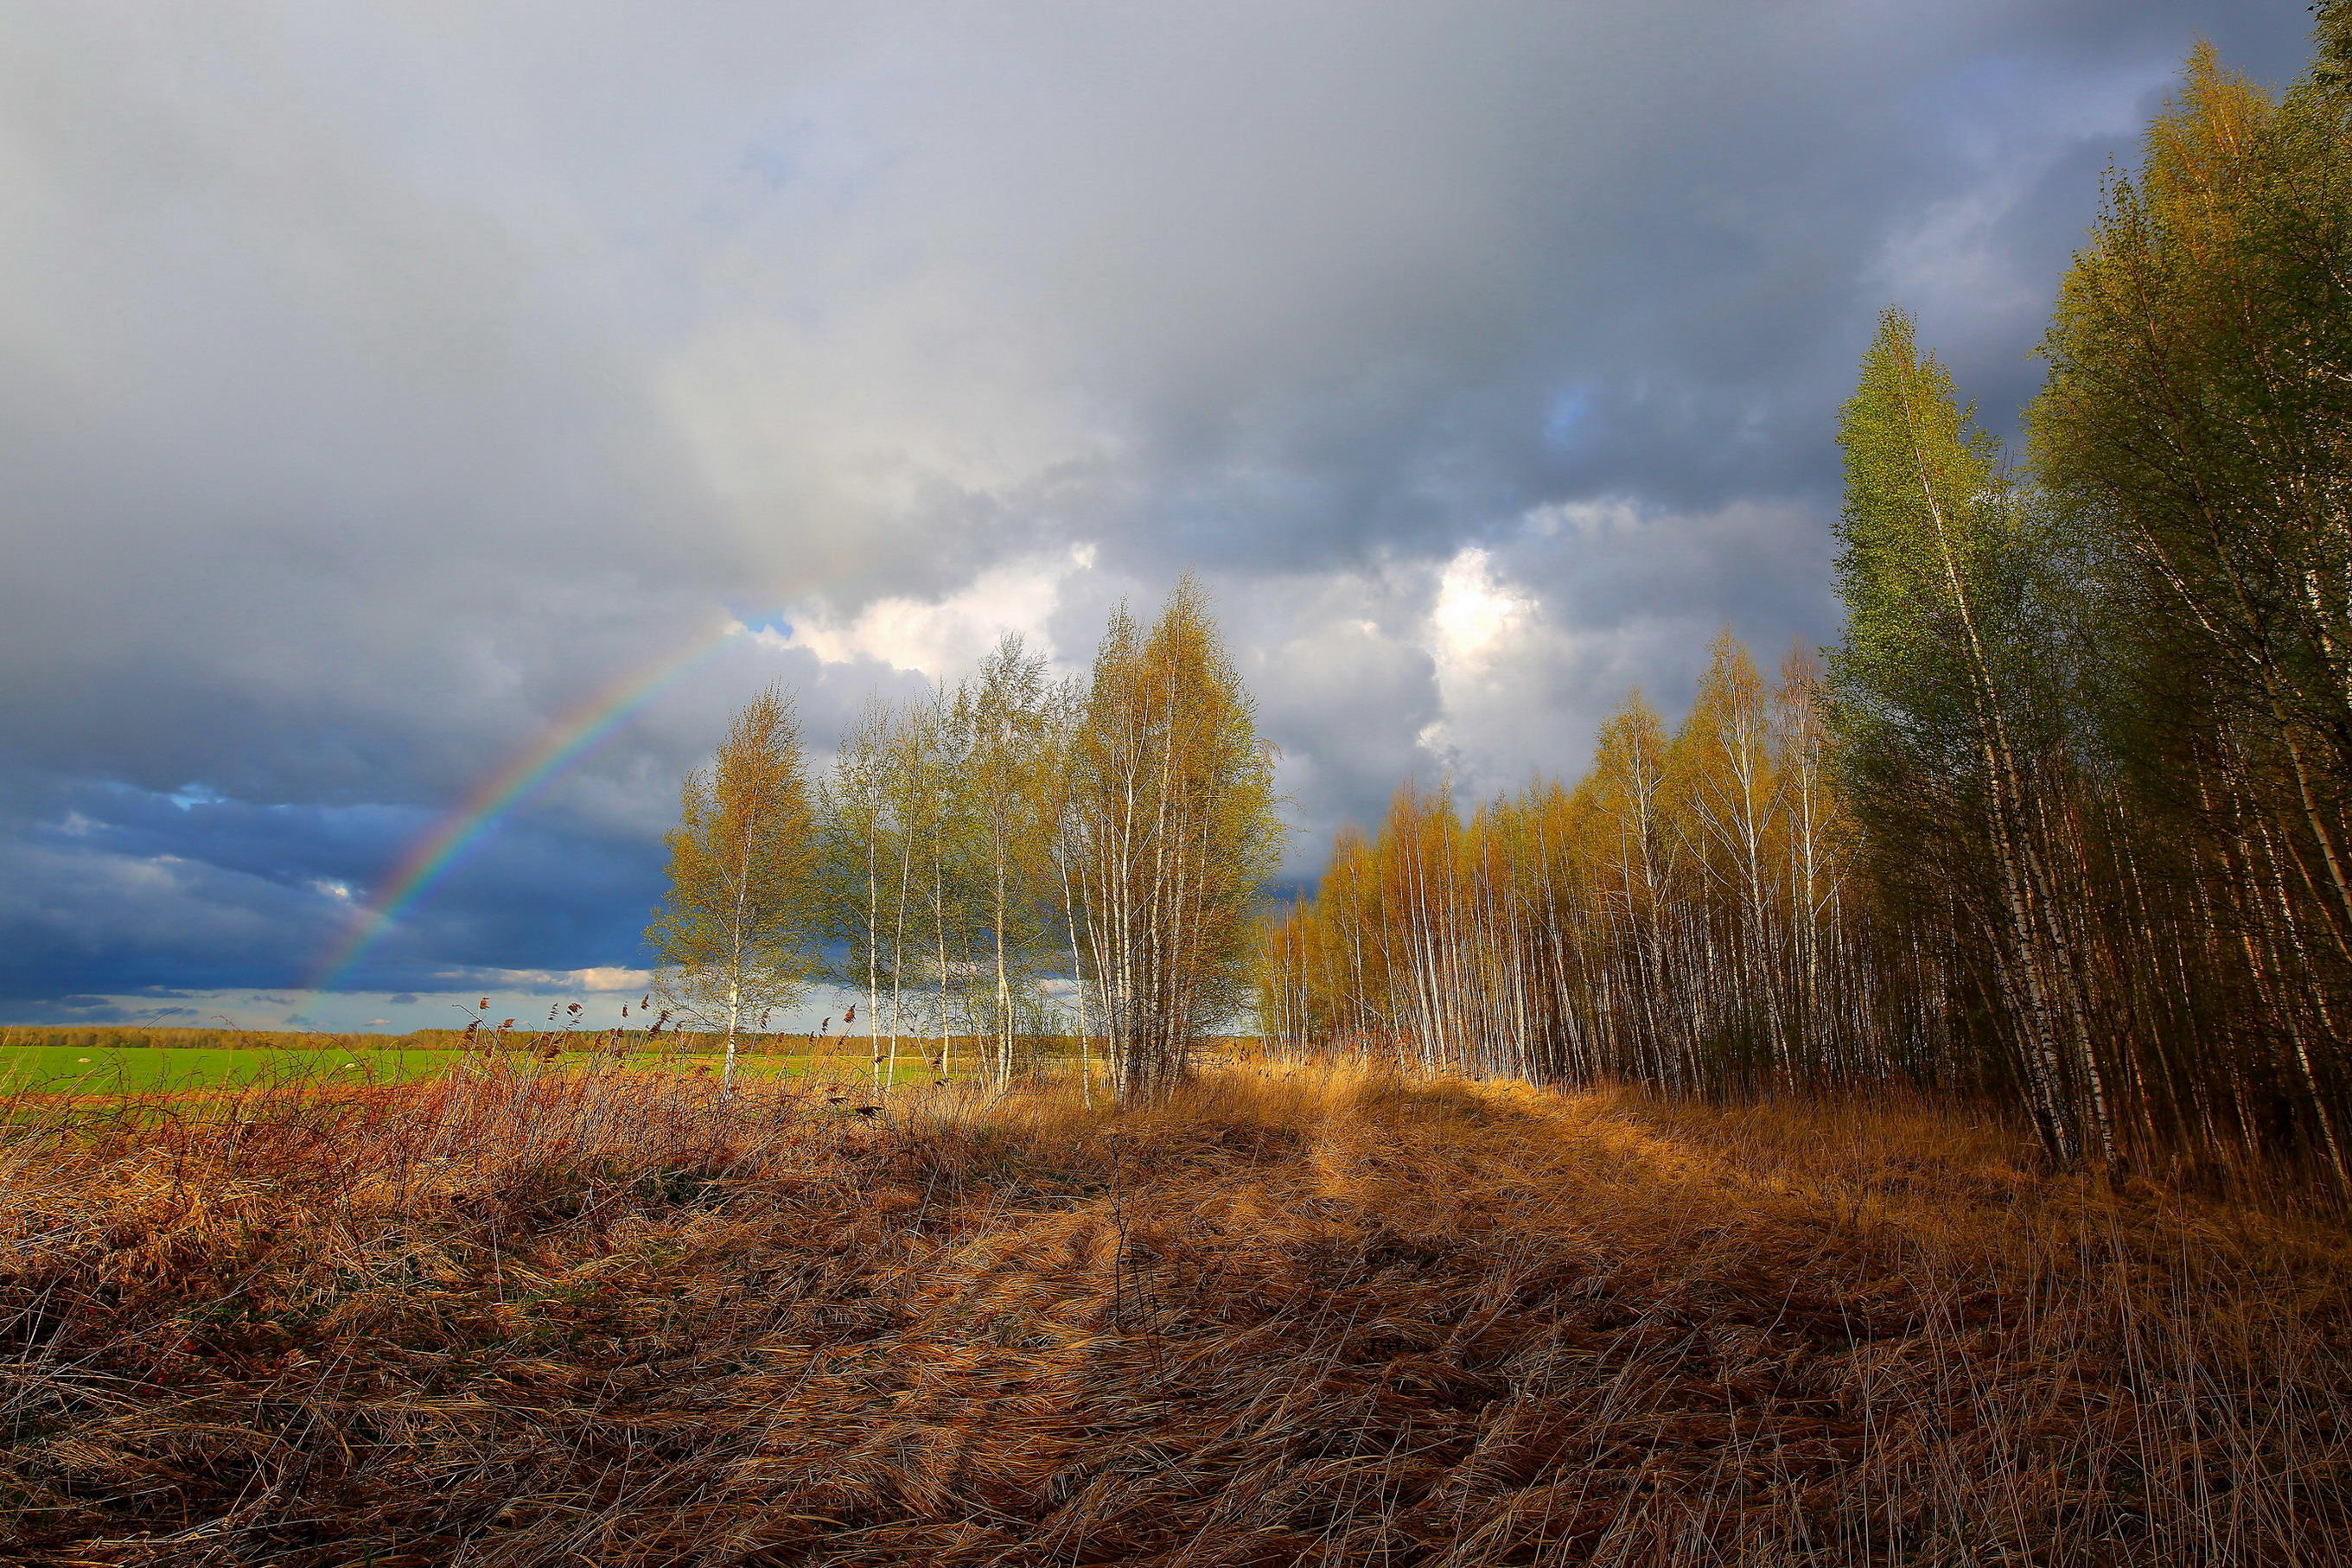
[{"left": 0, "top": 2, "right": 2317, "bottom": 1030}]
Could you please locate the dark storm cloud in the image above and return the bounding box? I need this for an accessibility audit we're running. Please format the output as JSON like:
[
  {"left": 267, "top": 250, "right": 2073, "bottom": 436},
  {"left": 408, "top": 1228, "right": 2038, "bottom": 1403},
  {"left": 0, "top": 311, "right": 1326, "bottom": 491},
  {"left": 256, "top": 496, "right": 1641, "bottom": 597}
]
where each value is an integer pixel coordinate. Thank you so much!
[
  {"left": 0, "top": 1, "right": 2320, "bottom": 1017},
  {"left": 0, "top": 774, "right": 660, "bottom": 1003}
]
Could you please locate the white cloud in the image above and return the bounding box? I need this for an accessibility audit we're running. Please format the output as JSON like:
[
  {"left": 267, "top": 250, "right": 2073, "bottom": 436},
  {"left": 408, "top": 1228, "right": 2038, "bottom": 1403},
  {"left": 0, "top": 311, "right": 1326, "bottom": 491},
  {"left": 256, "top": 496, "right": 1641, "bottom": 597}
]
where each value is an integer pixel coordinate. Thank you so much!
[
  {"left": 442, "top": 966, "right": 653, "bottom": 994},
  {"left": 1426, "top": 546, "right": 1535, "bottom": 686},
  {"left": 767, "top": 544, "right": 1098, "bottom": 678},
  {"left": 1415, "top": 545, "right": 1571, "bottom": 786}
]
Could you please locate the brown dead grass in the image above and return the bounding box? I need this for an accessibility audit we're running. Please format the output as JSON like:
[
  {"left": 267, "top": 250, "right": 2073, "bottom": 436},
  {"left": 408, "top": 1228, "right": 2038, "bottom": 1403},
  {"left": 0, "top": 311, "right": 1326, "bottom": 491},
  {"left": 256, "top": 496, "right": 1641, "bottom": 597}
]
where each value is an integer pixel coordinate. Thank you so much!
[{"left": 0, "top": 1061, "right": 2347, "bottom": 1565}]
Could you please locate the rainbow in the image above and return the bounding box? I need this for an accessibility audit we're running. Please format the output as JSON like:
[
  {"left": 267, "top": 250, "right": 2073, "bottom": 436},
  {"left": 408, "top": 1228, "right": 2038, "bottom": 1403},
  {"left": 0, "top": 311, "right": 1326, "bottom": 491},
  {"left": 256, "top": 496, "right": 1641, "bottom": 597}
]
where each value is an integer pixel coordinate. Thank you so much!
[{"left": 293, "top": 617, "right": 755, "bottom": 1013}]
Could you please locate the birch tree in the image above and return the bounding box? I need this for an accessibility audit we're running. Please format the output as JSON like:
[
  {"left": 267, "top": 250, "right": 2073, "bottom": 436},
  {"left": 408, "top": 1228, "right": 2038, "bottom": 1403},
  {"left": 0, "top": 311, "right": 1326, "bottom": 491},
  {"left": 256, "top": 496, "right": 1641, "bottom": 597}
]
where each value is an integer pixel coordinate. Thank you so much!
[
  {"left": 819, "top": 699, "right": 898, "bottom": 1095},
  {"left": 1072, "top": 579, "right": 1284, "bottom": 1103},
  {"left": 1828, "top": 310, "right": 2113, "bottom": 1160},
  {"left": 2032, "top": 31, "right": 2352, "bottom": 1188},
  {"left": 647, "top": 685, "right": 821, "bottom": 1092},
  {"left": 955, "top": 637, "right": 1063, "bottom": 1087}
]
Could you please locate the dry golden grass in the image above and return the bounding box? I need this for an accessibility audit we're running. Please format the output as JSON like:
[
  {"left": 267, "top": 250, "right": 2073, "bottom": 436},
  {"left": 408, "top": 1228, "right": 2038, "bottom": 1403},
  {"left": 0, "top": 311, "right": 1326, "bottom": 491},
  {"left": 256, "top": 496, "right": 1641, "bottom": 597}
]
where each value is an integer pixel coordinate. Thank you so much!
[{"left": 0, "top": 1061, "right": 2347, "bottom": 1565}]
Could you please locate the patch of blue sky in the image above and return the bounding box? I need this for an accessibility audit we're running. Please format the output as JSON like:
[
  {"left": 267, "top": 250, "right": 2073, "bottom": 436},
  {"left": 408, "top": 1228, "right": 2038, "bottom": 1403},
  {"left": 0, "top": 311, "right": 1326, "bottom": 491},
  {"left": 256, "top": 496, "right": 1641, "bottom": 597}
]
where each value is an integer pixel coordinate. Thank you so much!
[
  {"left": 1543, "top": 384, "right": 1599, "bottom": 455},
  {"left": 725, "top": 602, "right": 795, "bottom": 641}
]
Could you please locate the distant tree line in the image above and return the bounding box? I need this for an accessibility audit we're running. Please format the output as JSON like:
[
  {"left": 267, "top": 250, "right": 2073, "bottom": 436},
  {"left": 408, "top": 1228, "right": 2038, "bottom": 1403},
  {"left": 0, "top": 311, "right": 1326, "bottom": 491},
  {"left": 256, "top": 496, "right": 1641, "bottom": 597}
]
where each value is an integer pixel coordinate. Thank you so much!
[
  {"left": 1266, "top": 15, "right": 2352, "bottom": 1195},
  {"left": 0, "top": 1027, "right": 374, "bottom": 1052},
  {"left": 1258, "top": 636, "right": 1896, "bottom": 1095},
  {"left": 647, "top": 579, "right": 1283, "bottom": 1100}
]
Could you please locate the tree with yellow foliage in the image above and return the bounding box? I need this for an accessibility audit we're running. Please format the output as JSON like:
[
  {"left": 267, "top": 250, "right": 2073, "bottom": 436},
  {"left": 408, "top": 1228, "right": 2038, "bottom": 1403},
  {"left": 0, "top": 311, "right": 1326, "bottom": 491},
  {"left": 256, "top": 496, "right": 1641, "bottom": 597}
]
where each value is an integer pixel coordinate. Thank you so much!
[
  {"left": 647, "top": 685, "right": 822, "bottom": 1092},
  {"left": 1072, "top": 579, "right": 1284, "bottom": 1103}
]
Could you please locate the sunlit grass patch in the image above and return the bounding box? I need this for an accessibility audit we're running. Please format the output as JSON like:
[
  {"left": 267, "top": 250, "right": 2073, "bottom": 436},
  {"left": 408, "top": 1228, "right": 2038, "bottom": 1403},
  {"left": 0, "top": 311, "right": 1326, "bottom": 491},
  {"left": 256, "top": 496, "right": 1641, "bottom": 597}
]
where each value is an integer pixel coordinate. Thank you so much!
[{"left": 0, "top": 1041, "right": 1021, "bottom": 1099}]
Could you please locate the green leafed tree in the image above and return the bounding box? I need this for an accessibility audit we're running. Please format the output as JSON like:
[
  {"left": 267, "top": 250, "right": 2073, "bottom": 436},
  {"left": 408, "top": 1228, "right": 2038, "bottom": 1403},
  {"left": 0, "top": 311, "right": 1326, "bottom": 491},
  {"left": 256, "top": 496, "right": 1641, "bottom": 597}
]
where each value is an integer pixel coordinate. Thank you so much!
[
  {"left": 953, "top": 635, "right": 1066, "bottom": 1087},
  {"left": 647, "top": 685, "right": 822, "bottom": 1090},
  {"left": 2029, "top": 18, "right": 2352, "bottom": 1186},
  {"left": 818, "top": 697, "right": 901, "bottom": 1093},
  {"left": 818, "top": 687, "right": 955, "bottom": 1090},
  {"left": 1831, "top": 309, "right": 2110, "bottom": 1162}
]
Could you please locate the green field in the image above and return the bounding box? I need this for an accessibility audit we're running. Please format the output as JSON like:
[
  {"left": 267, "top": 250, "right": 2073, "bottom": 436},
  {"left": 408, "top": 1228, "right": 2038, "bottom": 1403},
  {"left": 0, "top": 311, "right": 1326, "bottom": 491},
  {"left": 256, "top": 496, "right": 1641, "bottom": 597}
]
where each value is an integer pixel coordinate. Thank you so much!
[
  {"left": 0, "top": 1045, "right": 462, "bottom": 1093},
  {"left": 0, "top": 1042, "right": 1029, "bottom": 1094}
]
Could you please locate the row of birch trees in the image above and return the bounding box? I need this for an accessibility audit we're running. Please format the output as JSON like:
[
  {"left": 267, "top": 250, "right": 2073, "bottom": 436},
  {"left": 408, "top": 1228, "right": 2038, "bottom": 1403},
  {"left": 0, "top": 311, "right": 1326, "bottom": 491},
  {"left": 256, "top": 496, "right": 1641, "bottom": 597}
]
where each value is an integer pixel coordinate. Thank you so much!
[
  {"left": 1257, "top": 637, "right": 1922, "bottom": 1098},
  {"left": 647, "top": 579, "right": 1283, "bottom": 1101},
  {"left": 1265, "top": 16, "right": 2352, "bottom": 1193},
  {"left": 1827, "top": 24, "right": 2352, "bottom": 1190}
]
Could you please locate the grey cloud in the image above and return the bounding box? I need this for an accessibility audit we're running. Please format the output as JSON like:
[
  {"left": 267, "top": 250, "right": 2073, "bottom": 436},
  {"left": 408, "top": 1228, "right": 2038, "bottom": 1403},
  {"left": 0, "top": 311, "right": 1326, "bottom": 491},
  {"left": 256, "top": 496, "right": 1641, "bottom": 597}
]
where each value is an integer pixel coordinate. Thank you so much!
[{"left": 0, "top": 1, "right": 2322, "bottom": 1015}]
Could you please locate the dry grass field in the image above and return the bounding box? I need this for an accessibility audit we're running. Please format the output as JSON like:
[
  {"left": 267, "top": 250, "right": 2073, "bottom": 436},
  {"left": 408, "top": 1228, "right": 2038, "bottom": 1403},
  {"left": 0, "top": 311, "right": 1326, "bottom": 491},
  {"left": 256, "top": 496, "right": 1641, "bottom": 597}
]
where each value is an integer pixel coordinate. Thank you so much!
[{"left": 2, "top": 1060, "right": 2348, "bottom": 1565}]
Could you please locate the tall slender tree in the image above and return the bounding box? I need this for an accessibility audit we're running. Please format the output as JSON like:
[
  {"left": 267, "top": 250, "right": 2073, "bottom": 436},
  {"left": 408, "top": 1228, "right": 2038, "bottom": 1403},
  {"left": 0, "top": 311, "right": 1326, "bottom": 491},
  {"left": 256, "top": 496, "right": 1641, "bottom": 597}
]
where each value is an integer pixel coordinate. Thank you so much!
[
  {"left": 1830, "top": 309, "right": 2110, "bottom": 1161},
  {"left": 819, "top": 698, "right": 897, "bottom": 1094},
  {"left": 954, "top": 636, "right": 1063, "bottom": 1087},
  {"left": 647, "top": 685, "right": 821, "bottom": 1091}
]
